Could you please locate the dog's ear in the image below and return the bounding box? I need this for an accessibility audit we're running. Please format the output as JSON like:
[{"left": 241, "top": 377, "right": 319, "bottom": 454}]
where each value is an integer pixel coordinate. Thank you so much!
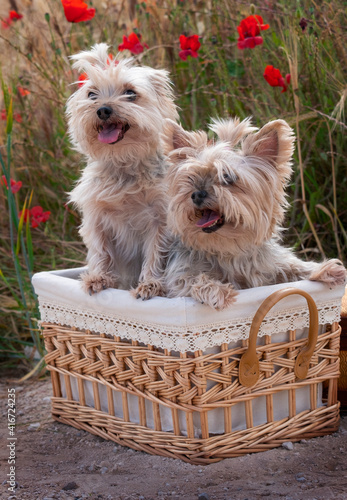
[
  {"left": 242, "top": 119, "right": 295, "bottom": 179},
  {"left": 209, "top": 117, "right": 257, "bottom": 147},
  {"left": 163, "top": 119, "right": 208, "bottom": 161},
  {"left": 70, "top": 43, "right": 112, "bottom": 72},
  {"left": 146, "top": 69, "right": 178, "bottom": 122}
]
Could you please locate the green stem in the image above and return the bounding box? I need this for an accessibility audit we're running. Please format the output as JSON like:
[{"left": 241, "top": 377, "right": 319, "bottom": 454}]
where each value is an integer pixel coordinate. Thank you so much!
[{"left": 1, "top": 135, "right": 41, "bottom": 355}]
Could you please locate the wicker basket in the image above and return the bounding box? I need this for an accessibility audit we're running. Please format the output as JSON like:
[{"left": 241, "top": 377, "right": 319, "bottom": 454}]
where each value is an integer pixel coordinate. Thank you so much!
[{"left": 33, "top": 268, "right": 344, "bottom": 465}]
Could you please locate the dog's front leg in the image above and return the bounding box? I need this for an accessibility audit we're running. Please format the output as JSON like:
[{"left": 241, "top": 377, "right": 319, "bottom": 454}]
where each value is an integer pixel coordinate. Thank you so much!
[
  {"left": 275, "top": 251, "right": 346, "bottom": 287},
  {"left": 80, "top": 221, "right": 119, "bottom": 295},
  {"left": 132, "top": 228, "right": 171, "bottom": 300},
  {"left": 190, "top": 273, "right": 238, "bottom": 310},
  {"left": 307, "top": 259, "right": 346, "bottom": 287},
  {"left": 166, "top": 272, "right": 238, "bottom": 310}
]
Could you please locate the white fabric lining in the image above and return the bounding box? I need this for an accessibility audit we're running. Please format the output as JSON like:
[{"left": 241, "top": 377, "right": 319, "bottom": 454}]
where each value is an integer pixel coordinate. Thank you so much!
[
  {"left": 39, "top": 298, "right": 340, "bottom": 352},
  {"left": 32, "top": 267, "right": 344, "bottom": 352},
  {"left": 59, "top": 374, "right": 321, "bottom": 437}
]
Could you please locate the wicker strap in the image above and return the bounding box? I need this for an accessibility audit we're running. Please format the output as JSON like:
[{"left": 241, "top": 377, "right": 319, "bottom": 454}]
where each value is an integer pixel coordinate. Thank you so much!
[{"left": 239, "top": 288, "right": 319, "bottom": 387}]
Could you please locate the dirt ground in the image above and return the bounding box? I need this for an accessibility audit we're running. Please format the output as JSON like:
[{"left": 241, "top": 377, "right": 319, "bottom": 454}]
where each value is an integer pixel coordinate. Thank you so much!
[{"left": 1, "top": 376, "right": 347, "bottom": 500}]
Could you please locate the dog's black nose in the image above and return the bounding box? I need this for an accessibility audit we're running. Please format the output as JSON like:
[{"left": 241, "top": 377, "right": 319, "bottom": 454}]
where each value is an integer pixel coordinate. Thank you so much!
[
  {"left": 191, "top": 190, "right": 208, "bottom": 206},
  {"left": 97, "top": 106, "right": 113, "bottom": 121}
]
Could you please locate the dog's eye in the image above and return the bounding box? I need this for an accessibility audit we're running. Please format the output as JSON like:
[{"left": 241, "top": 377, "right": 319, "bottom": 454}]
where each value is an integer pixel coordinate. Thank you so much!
[
  {"left": 223, "top": 173, "right": 238, "bottom": 185},
  {"left": 88, "top": 92, "right": 98, "bottom": 100},
  {"left": 123, "top": 89, "right": 137, "bottom": 101}
]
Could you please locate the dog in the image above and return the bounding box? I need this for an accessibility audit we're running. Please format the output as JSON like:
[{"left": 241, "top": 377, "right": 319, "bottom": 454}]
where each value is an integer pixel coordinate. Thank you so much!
[
  {"left": 160, "top": 118, "right": 346, "bottom": 310},
  {"left": 66, "top": 43, "right": 178, "bottom": 298}
]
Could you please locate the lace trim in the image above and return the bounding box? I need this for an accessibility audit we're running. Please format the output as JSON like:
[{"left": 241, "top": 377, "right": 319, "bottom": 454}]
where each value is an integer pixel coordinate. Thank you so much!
[{"left": 38, "top": 298, "right": 341, "bottom": 353}]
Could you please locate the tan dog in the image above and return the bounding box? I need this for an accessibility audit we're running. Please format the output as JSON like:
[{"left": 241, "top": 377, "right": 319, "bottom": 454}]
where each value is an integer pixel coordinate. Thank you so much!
[
  {"left": 161, "top": 118, "right": 346, "bottom": 310},
  {"left": 67, "top": 44, "right": 178, "bottom": 298}
]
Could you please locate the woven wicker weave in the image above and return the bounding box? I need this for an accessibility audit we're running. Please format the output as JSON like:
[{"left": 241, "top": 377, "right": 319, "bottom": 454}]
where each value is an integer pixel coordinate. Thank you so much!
[{"left": 42, "top": 288, "right": 341, "bottom": 465}]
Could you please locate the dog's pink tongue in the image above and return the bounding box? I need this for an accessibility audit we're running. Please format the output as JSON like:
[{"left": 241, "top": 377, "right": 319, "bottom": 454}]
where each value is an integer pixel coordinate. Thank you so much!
[
  {"left": 196, "top": 209, "right": 221, "bottom": 228},
  {"left": 98, "top": 123, "right": 122, "bottom": 144}
]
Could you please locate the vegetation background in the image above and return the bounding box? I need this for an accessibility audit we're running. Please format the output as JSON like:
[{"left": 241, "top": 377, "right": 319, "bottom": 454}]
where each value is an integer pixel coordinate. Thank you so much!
[{"left": 0, "top": 0, "right": 346, "bottom": 374}]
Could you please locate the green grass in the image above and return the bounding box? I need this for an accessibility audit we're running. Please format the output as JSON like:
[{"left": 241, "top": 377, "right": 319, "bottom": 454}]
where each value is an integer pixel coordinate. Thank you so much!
[{"left": 0, "top": 0, "right": 346, "bottom": 372}]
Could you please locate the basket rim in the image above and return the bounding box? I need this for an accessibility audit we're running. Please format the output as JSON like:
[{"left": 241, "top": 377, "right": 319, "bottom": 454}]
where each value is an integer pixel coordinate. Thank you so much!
[{"left": 33, "top": 267, "right": 345, "bottom": 352}]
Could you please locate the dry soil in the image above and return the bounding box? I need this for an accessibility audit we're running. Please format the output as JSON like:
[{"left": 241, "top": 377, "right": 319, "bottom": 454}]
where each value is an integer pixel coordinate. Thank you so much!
[{"left": 1, "top": 376, "right": 347, "bottom": 500}]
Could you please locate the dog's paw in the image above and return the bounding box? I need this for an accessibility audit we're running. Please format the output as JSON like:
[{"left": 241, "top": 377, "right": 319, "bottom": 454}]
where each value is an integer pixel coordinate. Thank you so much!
[
  {"left": 81, "top": 272, "right": 117, "bottom": 295},
  {"left": 309, "top": 259, "right": 347, "bottom": 287},
  {"left": 131, "top": 279, "right": 164, "bottom": 301},
  {"left": 192, "top": 280, "right": 238, "bottom": 311}
]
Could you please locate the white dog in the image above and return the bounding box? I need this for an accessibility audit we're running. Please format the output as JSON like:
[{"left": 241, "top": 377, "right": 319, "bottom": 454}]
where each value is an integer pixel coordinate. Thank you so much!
[
  {"left": 161, "top": 118, "right": 346, "bottom": 309},
  {"left": 66, "top": 44, "right": 178, "bottom": 298}
]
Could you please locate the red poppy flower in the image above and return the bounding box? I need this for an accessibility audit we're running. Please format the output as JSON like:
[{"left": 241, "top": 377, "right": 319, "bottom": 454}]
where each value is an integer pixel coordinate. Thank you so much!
[
  {"left": 61, "top": 0, "right": 95, "bottom": 23},
  {"left": 105, "top": 53, "right": 118, "bottom": 67},
  {"left": 1, "top": 10, "right": 23, "bottom": 28},
  {"left": 1, "top": 110, "right": 23, "bottom": 123},
  {"left": 1, "top": 175, "right": 22, "bottom": 194},
  {"left": 179, "top": 34, "right": 201, "bottom": 60},
  {"left": 19, "top": 205, "right": 51, "bottom": 228},
  {"left": 78, "top": 72, "right": 88, "bottom": 87},
  {"left": 237, "top": 15, "right": 269, "bottom": 50},
  {"left": 30, "top": 206, "right": 51, "bottom": 227},
  {"left": 20, "top": 208, "right": 31, "bottom": 222},
  {"left": 9, "top": 10, "right": 23, "bottom": 21},
  {"left": 118, "top": 32, "right": 148, "bottom": 55},
  {"left": 264, "top": 65, "right": 291, "bottom": 93},
  {"left": 17, "top": 86, "right": 30, "bottom": 97}
]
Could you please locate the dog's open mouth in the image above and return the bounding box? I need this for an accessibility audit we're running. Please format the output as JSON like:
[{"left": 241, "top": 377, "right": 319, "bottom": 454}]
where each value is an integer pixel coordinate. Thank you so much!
[
  {"left": 195, "top": 209, "right": 225, "bottom": 233},
  {"left": 97, "top": 122, "right": 130, "bottom": 144}
]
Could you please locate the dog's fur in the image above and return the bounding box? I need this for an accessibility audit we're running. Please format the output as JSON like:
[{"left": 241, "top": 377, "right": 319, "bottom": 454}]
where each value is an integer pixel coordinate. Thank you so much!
[
  {"left": 161, "top": 118, "right": 346, "bottom": 310},
  {"left": 67, "top": 44, "right": 178, "bottom": 297}
]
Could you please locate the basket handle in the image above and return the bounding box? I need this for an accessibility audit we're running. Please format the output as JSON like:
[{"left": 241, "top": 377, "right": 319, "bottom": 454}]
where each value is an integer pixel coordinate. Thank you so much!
[{"left": 239, "top": 288, "right": 319, "bottom": 388}]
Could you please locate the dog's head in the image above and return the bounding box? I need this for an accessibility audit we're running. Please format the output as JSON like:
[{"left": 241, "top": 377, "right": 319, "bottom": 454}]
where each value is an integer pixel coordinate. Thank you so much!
[
  {"left": 66, "top": 44, "right": 178, "bottom": 163},
  {"left": 165, "top": 118, "right": 295, "bottom": 255}
]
